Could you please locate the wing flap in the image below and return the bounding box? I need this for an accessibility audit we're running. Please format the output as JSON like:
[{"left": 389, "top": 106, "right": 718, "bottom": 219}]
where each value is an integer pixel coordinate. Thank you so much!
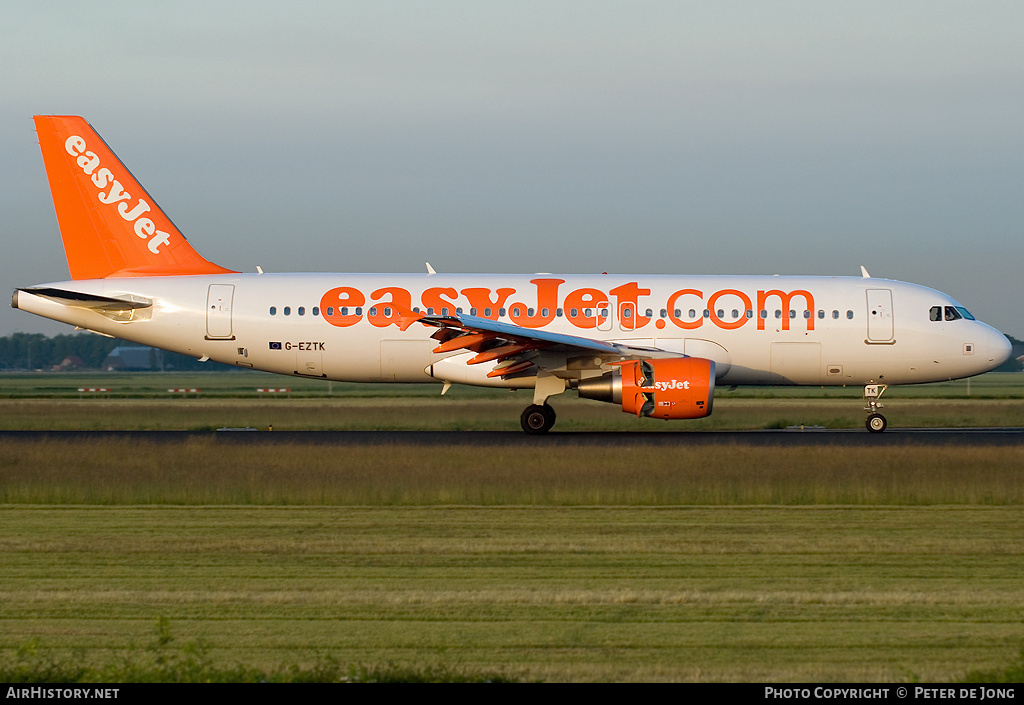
[{"left": 400, "top": 306, "right": 681, "bottom": 380}]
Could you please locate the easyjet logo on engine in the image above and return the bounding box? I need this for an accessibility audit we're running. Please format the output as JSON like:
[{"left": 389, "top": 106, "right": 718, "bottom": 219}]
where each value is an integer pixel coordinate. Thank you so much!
[
  {"left": 654, "top": 379, "right": 690, "bottom": 391},
  {"left": 319, "top": 279, "right": 816, "bottom": 333},
  {"left": 64, "top": 135, "right": 172, "bottom": 254}
]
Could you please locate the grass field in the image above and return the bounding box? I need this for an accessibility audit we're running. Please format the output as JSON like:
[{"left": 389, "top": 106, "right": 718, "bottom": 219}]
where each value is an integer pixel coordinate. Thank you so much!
[
  {"left": 2, "top": 505, "right": 1022, "bottom": 682},
  {"left": 1, "top": 437, "right": 1022, "bottom": 506},
  {"left": 0, "top": 372, "right": 1022, "bottom": 681}
]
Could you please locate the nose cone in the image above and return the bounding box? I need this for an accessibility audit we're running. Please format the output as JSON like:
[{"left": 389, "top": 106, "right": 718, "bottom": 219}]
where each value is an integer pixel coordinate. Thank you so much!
[{"left": 978, "top": 324, "right": 1012, "bottom": 372}]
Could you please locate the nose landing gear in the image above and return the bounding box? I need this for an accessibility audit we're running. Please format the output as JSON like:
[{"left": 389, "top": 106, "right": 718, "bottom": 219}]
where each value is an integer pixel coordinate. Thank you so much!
[{"left": 864, "top": 384, "right": 888, "bottom": 433}]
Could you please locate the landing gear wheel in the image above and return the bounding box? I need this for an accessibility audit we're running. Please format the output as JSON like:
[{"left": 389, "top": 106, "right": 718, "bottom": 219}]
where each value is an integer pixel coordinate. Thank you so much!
[
  {"left": 866, "top": 413, "right": 887, "bottom": 433},
  {"left": 521, "top": 404, "right": 556, "bottom": 435}
]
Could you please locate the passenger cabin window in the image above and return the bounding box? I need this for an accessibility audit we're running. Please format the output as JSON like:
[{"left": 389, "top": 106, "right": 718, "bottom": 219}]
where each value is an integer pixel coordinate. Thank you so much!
[
  {"left": 846, "top": 310, "right": 854, "bottom": 319},
  {"left": 269, "top": 306, "right": 277, "bottom": 315}
]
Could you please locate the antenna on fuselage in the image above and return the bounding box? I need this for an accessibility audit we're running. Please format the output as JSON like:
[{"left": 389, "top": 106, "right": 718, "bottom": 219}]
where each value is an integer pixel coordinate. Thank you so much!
[{"left": 860, "top": 266, "right": 871, "bottom": 278}]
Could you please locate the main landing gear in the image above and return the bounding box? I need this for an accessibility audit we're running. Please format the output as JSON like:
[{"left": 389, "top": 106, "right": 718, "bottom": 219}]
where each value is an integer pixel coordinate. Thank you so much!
[
  {"left": 521, "top": 404, "right": 556, "bottom": 434},
  {"left": 864, "top": 384, "right": 888, "bottom": 433},
  {"left": 521, "top": 373, "right": 565, "bottom": 434}
]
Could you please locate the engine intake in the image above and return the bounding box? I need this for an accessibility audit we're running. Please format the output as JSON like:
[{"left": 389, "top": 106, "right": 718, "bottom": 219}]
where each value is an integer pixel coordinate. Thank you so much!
[{"left": 576, "top": 357, "right": 715, "bottom": 419}]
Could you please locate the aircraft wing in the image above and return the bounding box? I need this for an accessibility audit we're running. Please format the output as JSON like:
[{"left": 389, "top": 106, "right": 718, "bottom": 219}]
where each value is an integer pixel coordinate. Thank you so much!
[{"left": 401, "top": 309, "right": 675, "bottom": 379}]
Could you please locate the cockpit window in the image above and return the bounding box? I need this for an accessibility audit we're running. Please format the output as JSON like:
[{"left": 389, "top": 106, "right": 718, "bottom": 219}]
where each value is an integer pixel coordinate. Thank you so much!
[{"left": 933, "top": 305, "right": 975, "bottom": 322}]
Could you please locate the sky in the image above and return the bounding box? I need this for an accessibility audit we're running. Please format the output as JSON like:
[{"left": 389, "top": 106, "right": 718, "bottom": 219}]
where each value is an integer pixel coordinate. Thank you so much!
[{"left": 2, "top": 0, "right": 1022, "bottom": 337}]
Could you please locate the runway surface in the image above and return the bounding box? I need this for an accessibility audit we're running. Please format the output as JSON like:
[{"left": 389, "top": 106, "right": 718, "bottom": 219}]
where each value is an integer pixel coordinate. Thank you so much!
[{"left": 2, "top": 428, "right": 1023, "bottom": 446}]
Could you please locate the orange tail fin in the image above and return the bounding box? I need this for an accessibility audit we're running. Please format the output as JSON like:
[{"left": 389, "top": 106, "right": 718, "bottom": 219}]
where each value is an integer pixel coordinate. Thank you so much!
[{"left": 33, "top": 116, "right": 236, "bottom": 279}]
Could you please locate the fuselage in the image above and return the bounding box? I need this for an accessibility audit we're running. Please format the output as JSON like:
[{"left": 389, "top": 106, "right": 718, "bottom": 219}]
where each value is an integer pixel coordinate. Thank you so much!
[{"left": 14, "top": 273, "right": 1011, "bottom": 387}]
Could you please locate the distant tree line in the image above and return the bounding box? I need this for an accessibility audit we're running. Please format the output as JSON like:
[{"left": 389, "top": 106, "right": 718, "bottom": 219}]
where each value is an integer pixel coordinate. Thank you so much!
[{"left": 0, "top": 332, "right": 233, "bottom": 371}]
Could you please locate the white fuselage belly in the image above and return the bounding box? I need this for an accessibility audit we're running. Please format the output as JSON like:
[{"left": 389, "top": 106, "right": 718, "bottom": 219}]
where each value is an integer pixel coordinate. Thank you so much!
[{"left": 16, "top": 273, "right": 1008, "bottom": 387}]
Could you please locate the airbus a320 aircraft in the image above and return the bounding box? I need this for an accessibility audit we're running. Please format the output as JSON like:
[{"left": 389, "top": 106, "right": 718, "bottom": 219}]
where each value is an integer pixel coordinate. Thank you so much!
[{"left": 13, "top": 116, "right": 1012, "bottom": 433}]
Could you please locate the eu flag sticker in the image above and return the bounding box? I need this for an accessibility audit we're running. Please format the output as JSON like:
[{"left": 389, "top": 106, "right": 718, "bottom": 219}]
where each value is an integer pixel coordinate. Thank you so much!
[{"left": 269, "top": 342, "right": 282, "bottom": 350}]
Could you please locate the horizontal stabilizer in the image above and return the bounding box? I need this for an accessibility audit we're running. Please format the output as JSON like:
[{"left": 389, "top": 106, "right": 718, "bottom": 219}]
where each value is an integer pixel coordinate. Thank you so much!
[{"left": 16, "top": 287, "right": 152, "bottom": 312}]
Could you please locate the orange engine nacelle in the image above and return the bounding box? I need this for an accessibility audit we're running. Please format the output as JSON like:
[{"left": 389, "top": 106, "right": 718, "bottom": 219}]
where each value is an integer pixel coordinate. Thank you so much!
[{"left": 576, "top": 357, "right": 715, "bottom": 419}]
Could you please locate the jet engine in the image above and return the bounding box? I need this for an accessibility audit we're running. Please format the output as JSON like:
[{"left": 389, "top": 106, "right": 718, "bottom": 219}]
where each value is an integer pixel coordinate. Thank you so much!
[{"left": 576, "top": 357, "right": 715, "bottom": 419}]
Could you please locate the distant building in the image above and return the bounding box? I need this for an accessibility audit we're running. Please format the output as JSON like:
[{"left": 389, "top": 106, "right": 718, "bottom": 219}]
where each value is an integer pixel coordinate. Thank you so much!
[
  {"left": 52, "top": 355, "right": 85, "bottom": 371},
  {"left": 102, "top": 346, "right": 163, "bottom": 371}
]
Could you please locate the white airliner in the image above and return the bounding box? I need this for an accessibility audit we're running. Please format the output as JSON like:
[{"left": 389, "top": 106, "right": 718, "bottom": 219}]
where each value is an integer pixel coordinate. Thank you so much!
[{"left": 13, "top": 116, "right": 1012, "bottom": 433}]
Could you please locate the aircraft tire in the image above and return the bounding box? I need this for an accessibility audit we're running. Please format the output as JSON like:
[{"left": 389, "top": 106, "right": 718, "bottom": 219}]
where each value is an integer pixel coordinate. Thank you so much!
[
  {"left": 866, "top": 413, "right": 887, "bottom": 433},
  {"left": 521, "top": 404, "right": 556, "bottom": 434}
]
